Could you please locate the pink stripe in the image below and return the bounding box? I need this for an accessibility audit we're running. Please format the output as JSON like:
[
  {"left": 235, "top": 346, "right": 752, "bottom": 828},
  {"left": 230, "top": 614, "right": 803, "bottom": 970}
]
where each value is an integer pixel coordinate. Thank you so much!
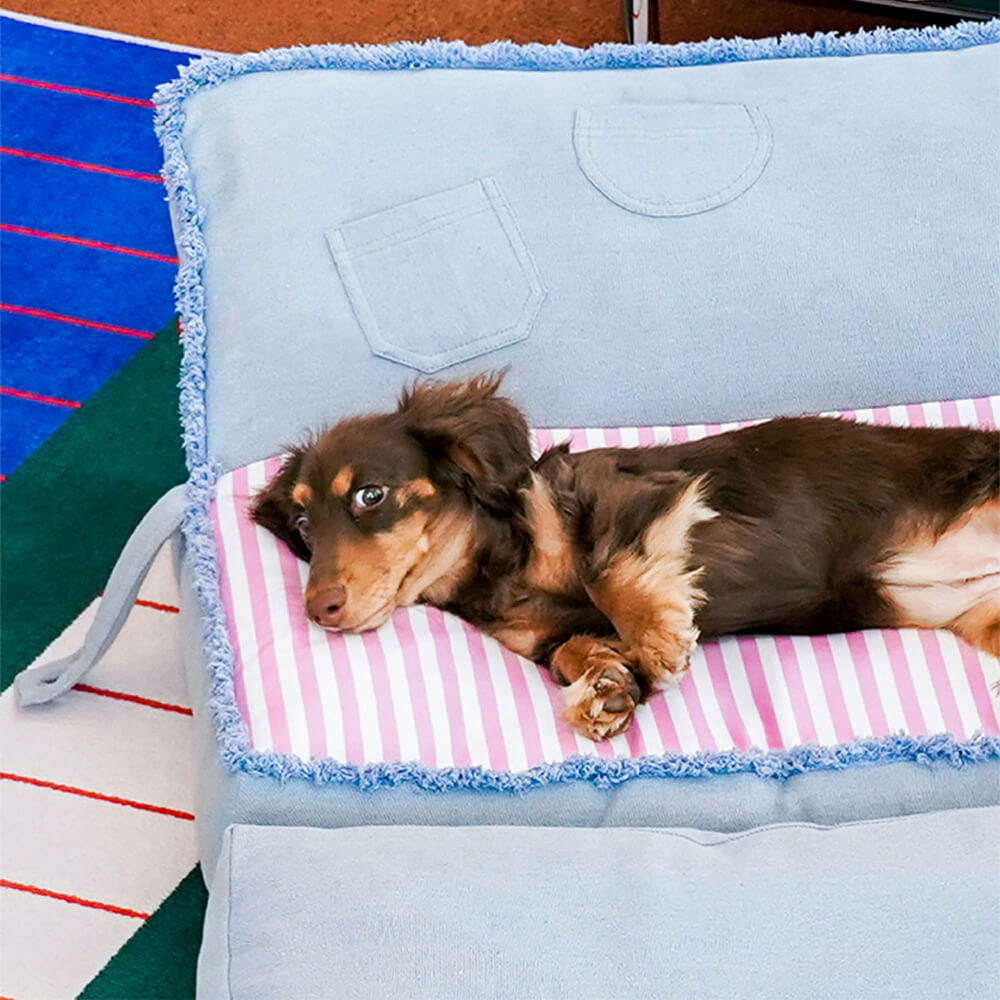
[
  {"left": 810, "top": 636, "right": 856, "bottom": 743},
  {"left": 569, "top": 428, "right": 588, "bottom": 453},
  {"left": 771, "top": 636, "right": 817, "bottom": 745},
  {"left": 880, "top": 630, "right": 928, "bottom": 735},
  {"left": 736, "top": 638, "right": 783, "bottom": 748},
  {"left": 460, "top": 622, "right": 509, "bottom": 771},
  {"left": 917, "top": 632, "right": 966, "bottom": 739},
  {"left": 845, "top": 632, "right": 889, "bottom": 736},
  {"left": 233, "top": 466, "right": 291, "bottom": 753},
  {"left": 275, "top": 536, "right": 328, "bottom": 760},
  {"left": 972, "top": 396, "right": 995, "bottom": 429},
  {"left": 702, "top": 642, "right": 751, "bottom": 749},
  {"left": 637, "top": 426, "right": 656, "bottom": 447},
  {"left": 327, "top": 640, "right": 365, "bottom": 765},
  {"left": 361, "top": 631, "right": 401, "bottom": 763},
  {"left": 956, "top": 640, "right": 1000, "bottom": 735},
  {"left": 904, "top": 403, "right": 926, "bottom": 427},
  {"left": 938, "top": 399, "right": 961, "bottom": 428},
  {"left": 669, "top": 423, "right": 689, "bottom": 444},
  {"left": 541, "top": 672, "right": 587, "bottom": 760},
  {"left": 871, "top": 406, "right": 892, "bottom": 427},
  {"left": 425, "top": 608, "right": 472, "bottom": 766},
  {"left": 603, "top": 427, "right": 622, "bottom": 448},
  {"left": 678, "top": 673, "right": 717, "bottom": 751},
  {"left": 211, "top": 499, "right": 254, "bottom": 744},
  {"left": 534, "top": 427, "right": 555, "bottom": 455},
  {"left": 703, "top": 423, "right": 723, "bottom": 439},
  {"left": 648, "top": 695, "right": 683, "bottom": 752},
  {"left": 499, "top": 648, "right": 545, "bottom": 768},
  {"left": 622, "top": 707, "right": 648, "bottom": 757},
  {"left": 390, "top": 611, "right": 437, "bottom": 766}
]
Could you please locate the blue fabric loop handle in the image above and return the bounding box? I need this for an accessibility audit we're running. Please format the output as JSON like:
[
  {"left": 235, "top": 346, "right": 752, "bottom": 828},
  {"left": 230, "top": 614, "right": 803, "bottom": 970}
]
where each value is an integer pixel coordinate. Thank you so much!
[{"left": 15, "top": 484, "right": 189, "bottom": 707}]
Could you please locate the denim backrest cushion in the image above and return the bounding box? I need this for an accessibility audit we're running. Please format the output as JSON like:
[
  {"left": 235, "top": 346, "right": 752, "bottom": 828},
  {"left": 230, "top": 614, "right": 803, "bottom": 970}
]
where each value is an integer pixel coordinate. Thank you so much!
[{"left": 176, "top": 43, "right": 999, "bottom": 470}]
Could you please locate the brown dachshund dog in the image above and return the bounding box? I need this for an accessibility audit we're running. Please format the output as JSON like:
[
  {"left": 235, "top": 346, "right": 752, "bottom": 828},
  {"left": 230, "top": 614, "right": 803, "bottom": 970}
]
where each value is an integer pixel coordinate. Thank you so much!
[{"left": 251, "top": 375, "right": 999, "bottom": 741}]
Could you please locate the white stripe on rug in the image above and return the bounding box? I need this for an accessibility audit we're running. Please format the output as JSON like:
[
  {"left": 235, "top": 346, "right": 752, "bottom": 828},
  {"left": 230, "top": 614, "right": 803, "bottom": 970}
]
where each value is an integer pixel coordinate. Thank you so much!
[{"left": 0, "top": 545, "right": 195, "bottom": 1000}]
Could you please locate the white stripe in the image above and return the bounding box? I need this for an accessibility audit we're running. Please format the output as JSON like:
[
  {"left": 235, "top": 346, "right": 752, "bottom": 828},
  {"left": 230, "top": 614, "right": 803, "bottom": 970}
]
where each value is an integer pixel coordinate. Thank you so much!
[
  {"left": 921, "top": 400, "right": 945, "bottom": 427},
  {"left": 718, "top": 421, "right": 741, "bottom": 434},
  {"left": 662, "top": 682, "right": 701, "bottom": 753},
  {"left": 788, "top": 636, "right": 838, "bottom": 746},
  {"left": 550, "top": 429, "right": 572, "bottom": 447},
  {"left": 2, "top": 9, "right": 224, "bottom": 55},
  {"left": 375, "top": 620, "right": 421, "bottom": 764},
  {"left": 406, "top": 609, "right": 454, "bottom": 768},
  {"left": 955, "top": 397, "right": 979, "bottom": 427},
  {"left": 717, "top": 638, "right": 768, "bottom": 749},
  {"left": 299, "top": 557, "right": 347, "bottom": 763},
  {"left": 990, "top": 395, "right": 1000, "bottom": 426},
  {"left": 215, "top": 469, "right": 273, "bottom": 750},
  {"left": 686, "top": 424, "right": 709, "bottom": 441},
  {"left": 861, "top": 630, "right": 909, "bottom": 734},
  {"left": 441, "top": 612, "right": 491, "bottom": 768},
  {"left": 652, "top": 425, "right": 672, "bottom": 444},
  {"left": 619, "top": 426, "right": 641, "bottom": 448},
  {"left": 827, "top": 633, "right": 872, "bottom": 737},
  {"left": 886, "top": 404, "right": 910, "bottom": 427},
  {"left": 519, "top": 657, "right": 566, "bottom": 764},
  {"left": 852, "top": 407, "right": 876, "bottom": 425},
  {"left": 898, "top": 629, "right": 946, "bottom": 734},
  {"left": 936, "top": 631, "right": 983, "bottom": 740},
  {"left": 754, "top": 636, "right": 801, "bottom": 748},
  {"left": 632, "top": 699, "right": 665, "bottom": 757},
  {"left": 341, "top": 634, "right": 383, "bottom": 765},
  {"left": 254, "top": 520, "right": 311, "bottom": 760},
  {"left": 687, "top": 649, "right": 735, "bottom": 751},
  {"left": 584, "top": 427, "right": 606, "bottom": 451}
]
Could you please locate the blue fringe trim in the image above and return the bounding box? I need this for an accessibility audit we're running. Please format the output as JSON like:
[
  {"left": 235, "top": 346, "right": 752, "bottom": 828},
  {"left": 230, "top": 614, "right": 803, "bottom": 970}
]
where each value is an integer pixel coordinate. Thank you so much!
[{"left": 157, "top": 22, "right": 1000, "bottom": 792}]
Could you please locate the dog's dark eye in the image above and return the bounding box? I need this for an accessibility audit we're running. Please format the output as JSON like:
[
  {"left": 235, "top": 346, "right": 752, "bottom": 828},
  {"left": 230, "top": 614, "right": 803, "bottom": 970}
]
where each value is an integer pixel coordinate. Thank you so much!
[
  {"left": 295, "top": 513, "right": 310, "bottom": 540},
  {"left": 353, "top": 485, "right": 386, "bottom": 510}
]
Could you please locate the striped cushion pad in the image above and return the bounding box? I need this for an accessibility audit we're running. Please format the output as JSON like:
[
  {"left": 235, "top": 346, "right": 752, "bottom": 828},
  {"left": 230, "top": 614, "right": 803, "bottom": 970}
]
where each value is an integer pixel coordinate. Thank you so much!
[{"left": 212, "top": 397, "right": 1000, "bottom": 769}]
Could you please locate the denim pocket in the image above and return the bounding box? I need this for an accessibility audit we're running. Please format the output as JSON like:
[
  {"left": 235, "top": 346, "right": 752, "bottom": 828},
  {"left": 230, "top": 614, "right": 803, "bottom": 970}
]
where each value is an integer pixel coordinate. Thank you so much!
[
  {"left": 573, "top": 103, "right": 772, "bottom": 217},
  {"left": 326, "top": 178, "right": 546, "bottom": 373}
]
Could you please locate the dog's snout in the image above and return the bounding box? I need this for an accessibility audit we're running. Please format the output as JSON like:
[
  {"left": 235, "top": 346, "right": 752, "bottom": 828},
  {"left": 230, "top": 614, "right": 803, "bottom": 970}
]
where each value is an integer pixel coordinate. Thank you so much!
[{"left": 306, "top": 584, "right": 347, "bottom": 629}]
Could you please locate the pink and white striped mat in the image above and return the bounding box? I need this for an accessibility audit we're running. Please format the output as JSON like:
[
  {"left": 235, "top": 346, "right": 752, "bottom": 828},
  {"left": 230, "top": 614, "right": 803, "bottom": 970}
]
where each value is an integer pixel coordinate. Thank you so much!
[{"left": 211, "top": 396, "right": 1000, "bottom": 769}]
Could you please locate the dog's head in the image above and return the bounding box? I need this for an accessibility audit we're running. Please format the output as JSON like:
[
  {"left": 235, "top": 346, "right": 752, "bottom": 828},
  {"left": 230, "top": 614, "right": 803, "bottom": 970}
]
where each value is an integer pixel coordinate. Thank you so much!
[{"left": 250, "top": 374, "right": 532, "bottom": 631}]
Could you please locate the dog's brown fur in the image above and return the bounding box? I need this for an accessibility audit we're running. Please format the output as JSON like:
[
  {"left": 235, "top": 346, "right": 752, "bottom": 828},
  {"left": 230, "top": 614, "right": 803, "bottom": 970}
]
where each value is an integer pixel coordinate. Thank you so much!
[{"left": 252, "top": 375, "right": 1000, "bottom": 740}]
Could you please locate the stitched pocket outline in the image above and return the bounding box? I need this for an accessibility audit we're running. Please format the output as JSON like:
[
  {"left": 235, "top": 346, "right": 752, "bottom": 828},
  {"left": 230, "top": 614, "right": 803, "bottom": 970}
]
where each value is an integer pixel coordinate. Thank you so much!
[
  {"left": 326, "top": 177, "right": 546, "bottom": 374},
  {"left": 573, "top": 103, "right": 772, "bottom": 217}
]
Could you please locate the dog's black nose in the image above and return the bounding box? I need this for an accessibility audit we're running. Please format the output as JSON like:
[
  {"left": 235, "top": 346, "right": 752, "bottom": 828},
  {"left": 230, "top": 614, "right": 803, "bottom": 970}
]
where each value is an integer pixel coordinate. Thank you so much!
[{"left": 306, "top": 584, "right": 347, "bottom": 629}]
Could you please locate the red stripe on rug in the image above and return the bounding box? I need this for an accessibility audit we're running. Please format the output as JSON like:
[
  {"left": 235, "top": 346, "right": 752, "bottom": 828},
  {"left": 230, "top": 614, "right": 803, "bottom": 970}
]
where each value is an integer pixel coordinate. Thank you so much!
[
  {"left": 0, "top": 73, "right": 155, "bottom": 108},
  {"left": 0, "top": 772, "right": 195, "bottom": 821},
  {"left": 0, "top": 146, "right": 163, "bottom": 183},
  {"left": 0, "top": 879, "right": 149, "bottom": 920},
  {"left": 0, "top": 386, "right": 81, "bottom": 409},
  {"left": 1, "top": 303, "right": 155, "bottom": 339},
  {"left": 1, "top": 224, "right": 178, "bottom": 263},
  {"left": 73, "top": 684, "right": 193, "bottom": 716},
  {"left": 134, "top": 597, "right": 181, "bottom": 613}
]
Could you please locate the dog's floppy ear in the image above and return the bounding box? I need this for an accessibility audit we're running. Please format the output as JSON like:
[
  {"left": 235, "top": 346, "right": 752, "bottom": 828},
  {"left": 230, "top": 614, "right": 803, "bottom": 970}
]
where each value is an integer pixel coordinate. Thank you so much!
[
  {"left": 399, "top": 373, "right": 532, "bottom": 511},
  {"left": 249, "top": 447, "right": 311, "bottom": 561}
]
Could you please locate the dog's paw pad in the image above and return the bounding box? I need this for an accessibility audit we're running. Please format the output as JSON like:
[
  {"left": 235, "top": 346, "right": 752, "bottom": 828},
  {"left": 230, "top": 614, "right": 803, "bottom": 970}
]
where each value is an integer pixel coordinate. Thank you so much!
[{"left": 564, "top": 658, "right": 640, "bottom": 741}]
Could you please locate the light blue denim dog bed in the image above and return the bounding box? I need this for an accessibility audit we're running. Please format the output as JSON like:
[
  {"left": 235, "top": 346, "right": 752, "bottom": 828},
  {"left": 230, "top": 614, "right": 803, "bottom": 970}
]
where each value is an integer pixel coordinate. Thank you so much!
[{"left": 16, "top": 21, "right": 1000, "bottom": 878}]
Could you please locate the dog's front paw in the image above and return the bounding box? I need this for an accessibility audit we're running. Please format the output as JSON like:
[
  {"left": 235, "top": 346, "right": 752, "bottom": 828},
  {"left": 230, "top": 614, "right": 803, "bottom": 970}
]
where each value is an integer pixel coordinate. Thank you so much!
[{"left": 557, "top": 643, "right": 641, "bottom": 741}]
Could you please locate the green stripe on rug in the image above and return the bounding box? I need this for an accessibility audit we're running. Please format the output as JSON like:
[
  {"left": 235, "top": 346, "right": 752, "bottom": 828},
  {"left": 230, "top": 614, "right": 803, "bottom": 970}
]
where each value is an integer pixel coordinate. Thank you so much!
[
  {"left": 79, "top": 866, "right": 208, "bottom": 1000},
  {"left": 1, "top": 316, "right": 187, "bottom": 691}
]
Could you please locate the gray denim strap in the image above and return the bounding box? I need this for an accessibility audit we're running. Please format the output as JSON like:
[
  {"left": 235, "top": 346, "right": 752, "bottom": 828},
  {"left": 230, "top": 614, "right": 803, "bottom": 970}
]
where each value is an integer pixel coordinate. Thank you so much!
[{"left": 16, "top": 484, "right": 189, "bottom": 707}]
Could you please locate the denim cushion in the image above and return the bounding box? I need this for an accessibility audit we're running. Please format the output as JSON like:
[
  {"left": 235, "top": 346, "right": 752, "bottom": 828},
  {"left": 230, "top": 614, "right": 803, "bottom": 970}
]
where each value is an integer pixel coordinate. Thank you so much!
[{"left": 198, "top": 810, "right": 1000, "bottom": 999}]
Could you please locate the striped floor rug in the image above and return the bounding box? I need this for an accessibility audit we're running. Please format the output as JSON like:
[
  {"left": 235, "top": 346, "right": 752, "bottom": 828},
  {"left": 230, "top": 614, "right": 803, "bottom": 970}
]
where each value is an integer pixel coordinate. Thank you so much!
[{"left": 2, "top": 14, "right": 213, "bottom": 998}]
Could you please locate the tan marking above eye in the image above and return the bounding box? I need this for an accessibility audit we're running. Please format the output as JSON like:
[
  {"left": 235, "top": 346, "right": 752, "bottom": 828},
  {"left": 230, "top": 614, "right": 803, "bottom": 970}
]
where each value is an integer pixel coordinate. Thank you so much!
[
  {"left": 401, "top": 478, "right": 436, "bottom": 502},
  {"left": 331, "top": 466, "right": 354, "bottom": 497},
  {"left": 291, "top": 482, "right": 312, "bottom": 506}
]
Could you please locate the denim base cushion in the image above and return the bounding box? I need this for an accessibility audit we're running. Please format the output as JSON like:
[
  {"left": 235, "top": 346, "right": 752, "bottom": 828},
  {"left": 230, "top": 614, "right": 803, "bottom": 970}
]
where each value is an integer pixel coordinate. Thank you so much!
[{"left": 198, "top": 811, "right": 1000, "bottom": 999}]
